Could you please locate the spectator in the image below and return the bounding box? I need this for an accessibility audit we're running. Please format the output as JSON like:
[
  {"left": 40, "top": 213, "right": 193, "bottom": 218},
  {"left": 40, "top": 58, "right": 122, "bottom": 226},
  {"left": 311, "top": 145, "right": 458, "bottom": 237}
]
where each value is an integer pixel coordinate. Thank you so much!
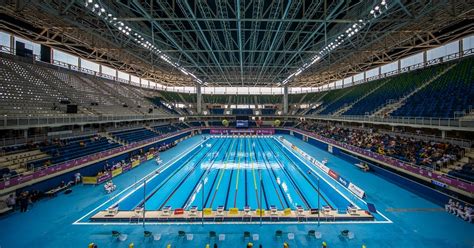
[
  {"left": 19, "top": 192, "right": 29, "bottom": 212},
  {"left": 6, "top": 194, "right": 16, "bottom": 208}
]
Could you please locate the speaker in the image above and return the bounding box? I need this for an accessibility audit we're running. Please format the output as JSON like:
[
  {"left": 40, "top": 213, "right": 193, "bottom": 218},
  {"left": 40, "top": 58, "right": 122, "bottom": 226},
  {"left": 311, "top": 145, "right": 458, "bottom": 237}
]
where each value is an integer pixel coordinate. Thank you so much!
[
  {"left": 66, "top": 104, "right": 78, "bottom": 114},
  {"left": 40, "top": 45, "right": 51, "bottom": 63}
]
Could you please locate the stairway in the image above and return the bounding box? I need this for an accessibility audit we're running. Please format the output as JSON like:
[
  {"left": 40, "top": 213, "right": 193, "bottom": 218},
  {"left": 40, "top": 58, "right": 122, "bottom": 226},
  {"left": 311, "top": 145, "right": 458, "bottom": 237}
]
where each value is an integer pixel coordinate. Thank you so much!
[
  {"left": 100, "top": 132, "right": 127, "bottom": 146},
  {"left": 371, "top": 64, "right": 457, "bottom": 117},
  {"left": 313, "top": 90, "right": 352, "bottom": 115},
  {"left": 334, "top": 79, "right": 392, "bottom": 116},
  {"left": 301, "top": 92, "right": 329, "bottom": 115}
]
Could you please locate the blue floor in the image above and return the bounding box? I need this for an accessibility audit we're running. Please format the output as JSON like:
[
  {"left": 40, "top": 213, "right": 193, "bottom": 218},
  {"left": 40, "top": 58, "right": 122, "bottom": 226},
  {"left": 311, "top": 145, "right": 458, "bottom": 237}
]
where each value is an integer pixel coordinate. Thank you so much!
[{"left": 0, "top": 134, "right": 473, "bottom": 248}]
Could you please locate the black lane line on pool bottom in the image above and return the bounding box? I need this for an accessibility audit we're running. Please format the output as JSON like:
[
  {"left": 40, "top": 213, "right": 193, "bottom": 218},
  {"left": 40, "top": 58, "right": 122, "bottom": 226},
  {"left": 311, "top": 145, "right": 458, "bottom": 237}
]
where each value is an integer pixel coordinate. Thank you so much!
[
  {"left": 270, "top": 138, "right": 334, "bottom": 210},
  {"left": 252, "top": 140, "right": 270, "bottom": 210},
  {"left": 225, "top": 139, "right": 240, "bottom": 210},
  {"left": 255, "top": 138, "right": 290, "bottom": 209},
  {"left": 158, "top": 138, "right": 227, "bottom": 210},
  {"left": 180, "top": 138, "right": 229, "bottom": 209}
]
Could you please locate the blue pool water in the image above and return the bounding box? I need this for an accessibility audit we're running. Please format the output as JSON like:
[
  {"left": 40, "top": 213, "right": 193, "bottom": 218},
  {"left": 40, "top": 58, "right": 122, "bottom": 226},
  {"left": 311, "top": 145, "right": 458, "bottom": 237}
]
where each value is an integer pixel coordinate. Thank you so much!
[
  {"left": 0, "top": 134, "right": 472, "bottom": 248},
  {"left": 113, "top": 136, "right": 351, "bottom": 212}
]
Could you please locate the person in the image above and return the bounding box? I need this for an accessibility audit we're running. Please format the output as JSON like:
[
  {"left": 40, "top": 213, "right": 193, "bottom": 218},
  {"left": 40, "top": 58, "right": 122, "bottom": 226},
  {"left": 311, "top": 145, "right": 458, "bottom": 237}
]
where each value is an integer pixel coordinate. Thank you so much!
[
  {"left": 19, "top": 192, "right": 29, "bottom": 212},
  {"left": 283, "top": 242, "right": 289, "bottom": 248},
  {"left": 445, "top": 199, "right": 453, "bottom": 212},
  {"left": 6, "top": 194, "right": 16, "bottom": 208},
  {"left": 246, "top": 243, "right": 253, "bottom": 248},
  {"left": 214, "top": 243, "right": 218, "bottom": 248},
  {"left": 60, "top": 181, "right": 65, "bottom": 188},
  {"left": 461, "top": 206, "right": 473, "bottom": 222},
  {"left": 74, "top": 172, "right": 81, "bottom": 184}
]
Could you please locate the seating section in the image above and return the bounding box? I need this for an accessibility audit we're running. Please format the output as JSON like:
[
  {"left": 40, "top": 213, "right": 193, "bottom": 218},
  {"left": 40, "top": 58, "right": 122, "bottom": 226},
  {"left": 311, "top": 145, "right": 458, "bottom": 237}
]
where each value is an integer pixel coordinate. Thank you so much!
[
  {"left": 260, "top": 109, "right": 275, "bottom": 115},
  {"left": 448, "top": 163, "right": 474, "bottom": 182},
  {"left": 301, "top": 121, "right": 465, "bottom": 172},
  {"left": 203, "top": 95, "right": 228, "bottom": 104},
  {"left": 233, "top": 109, "right": 253, "bottom": 115},
  {"left": 391, "top": 58, "right": 474, "bottom": 118},
  {"left": 147, "top": 97, "right": 179, "bottom": 115},
  {"left": 154, "top": 125, "right": 179, "bottom": 134},
  {"left": 30, "top": 136, "right": 120, "bottom": 169},
  {"left": 112, "top": 129, "right": 160, "bottom": 143},
  {"left": 210, "top": 108, "right": 225, "bottom": 115},
  {"left": 0, "top": 150, "right": 49, "bottom": 176},
  {"left": 345, "top": 63, "right": 448, "bottom": 116},
  {"left": 189, "top": 121, "right": 205, "bottom": 127},
  {"left": 258, "top": 95, "right": 282, "bottom": 104},
  {"left": 0, "top": 53, "right": 168, "bottom": 117},
  {"left": 319, "top": 80, "right": 385, "bottom": 115}
]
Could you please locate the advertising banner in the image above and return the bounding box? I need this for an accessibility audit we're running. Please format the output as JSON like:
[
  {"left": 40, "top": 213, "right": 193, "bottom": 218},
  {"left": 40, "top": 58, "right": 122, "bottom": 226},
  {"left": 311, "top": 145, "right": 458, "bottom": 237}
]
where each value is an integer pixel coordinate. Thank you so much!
[
  {"left": 348, "top": 183, "right": 366, "bottom": 198},
  {"left": 111, "top": 168, "right": 123, "bottom": 177}
]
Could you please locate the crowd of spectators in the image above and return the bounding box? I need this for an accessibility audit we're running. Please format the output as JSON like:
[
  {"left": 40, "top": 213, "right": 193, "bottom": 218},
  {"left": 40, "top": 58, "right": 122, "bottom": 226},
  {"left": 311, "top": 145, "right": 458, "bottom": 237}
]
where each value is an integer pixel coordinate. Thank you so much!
[
  {"left": 445, "top": 199, "right": 473, "bottom": 222},
  {"left": 300, "top": 122, "right": 464, "bottom": 170}
]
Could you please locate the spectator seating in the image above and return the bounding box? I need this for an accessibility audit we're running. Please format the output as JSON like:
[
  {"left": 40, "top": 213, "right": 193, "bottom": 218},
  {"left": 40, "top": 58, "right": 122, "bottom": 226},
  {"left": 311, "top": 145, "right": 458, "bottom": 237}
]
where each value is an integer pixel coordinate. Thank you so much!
[
  {"left": 448, "top": 164, "right": 474, "bottom": 182},
  {"left": 391, "top": 58, "right": 474, "bottom": 118},
  {"left": 343, "top": 63, "right": 449, "bottom": 116},
  {"left": 210, "top": 108, "right": 225, "bottom": 115},
  {"left": 112, "top": 129, "right": 160, "bottom": 143},
  {"left": 147, "top": 97, "right": 179, "bottom": 115},
  {"left": 260, "top": 109, "right": 275, "bottom": 115},
  {"left": 300, "top": 122, "right": 464, "bottom": 172},
  {"left": 189, "top": 121, "right": 205, "bottom": 127},
  {"left": 30, "top": 135, "right": 121, "bottom": 169},
  {"left": 233, "top": 109, "right": 253, "bottom": 115},
  {"left": 319, "top": 80, "right": 386, "bottom": 115}
]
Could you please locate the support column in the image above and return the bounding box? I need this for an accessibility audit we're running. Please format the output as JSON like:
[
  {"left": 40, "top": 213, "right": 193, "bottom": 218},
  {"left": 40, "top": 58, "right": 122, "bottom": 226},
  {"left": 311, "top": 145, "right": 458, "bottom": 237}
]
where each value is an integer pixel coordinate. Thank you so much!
[
  {"left": 23, "top": 129, "right": 28, "bottom": 140},
  {"left": 423, "top": 51, "right": 427, "bottom": 66},
  {"left": 196, "top": 83, "right": 202, "bottom": 114},
  {"left": 80, "top": 125, "right": 84, "bottom": 132},
  {"left": 459, "top": 39, "right": 464, "bottom": 58},
  {"left": 441, "top": 130, "right": 446, "bottom": 139},
  {"left": 283, "top": 85, "right": 288, "bottom": 115},
  {"left": 9, "top": 35, "right": 14, "bottom": 54}
]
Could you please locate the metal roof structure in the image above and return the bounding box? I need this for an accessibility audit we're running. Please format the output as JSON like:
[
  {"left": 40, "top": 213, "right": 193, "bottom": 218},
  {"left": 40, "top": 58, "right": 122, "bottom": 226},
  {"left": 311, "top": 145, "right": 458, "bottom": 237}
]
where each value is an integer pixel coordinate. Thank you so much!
[{"left": 1, "top": 0, "right": 473, "bottom": 87}]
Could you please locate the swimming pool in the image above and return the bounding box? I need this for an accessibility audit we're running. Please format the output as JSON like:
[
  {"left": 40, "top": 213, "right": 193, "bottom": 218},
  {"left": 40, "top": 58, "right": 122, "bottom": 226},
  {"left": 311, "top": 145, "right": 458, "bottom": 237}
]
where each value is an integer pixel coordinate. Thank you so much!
[{"left": 90, "top": 136, "right": 380, "bottom": 223}]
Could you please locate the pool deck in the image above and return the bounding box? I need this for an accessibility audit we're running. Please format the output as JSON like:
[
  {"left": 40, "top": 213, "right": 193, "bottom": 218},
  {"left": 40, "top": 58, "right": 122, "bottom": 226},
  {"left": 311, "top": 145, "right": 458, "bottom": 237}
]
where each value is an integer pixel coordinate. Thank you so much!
[
  {"left": 0, "top": 134, "right": 472, "bottom": 248},
  {"left": 90, "top": 209, "right": 374, "bottom": 223}
]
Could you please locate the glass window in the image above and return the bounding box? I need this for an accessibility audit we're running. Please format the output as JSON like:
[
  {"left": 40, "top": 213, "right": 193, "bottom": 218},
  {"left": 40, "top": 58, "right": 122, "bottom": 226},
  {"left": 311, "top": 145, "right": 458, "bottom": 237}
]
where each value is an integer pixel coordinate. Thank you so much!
[
  {"left": 0, "top": 31, "right": 11, "bottom": 50},
  {"left": 101, "top": 65, "right": 116, "bottom": 77},
  {"left": 427, "top": 40, "right": 459, "bottom": 61},
  {"left": 462, "top": 35, "right": 474, "bottom": 50},
  {"left": 15, "top": 36, "right": 41, "bottom": 56},
  {"left": 81, "top": 59, "right": 99, "bottom": 72},
  {"left": 381, "top": 61, "right": 398, "bottom": 74},
  {"left": 53, "top": 49, "right": 78, "bottom": 66},
  {"left": 400, "top": 53, "right": 423, "bottom": 68}
]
